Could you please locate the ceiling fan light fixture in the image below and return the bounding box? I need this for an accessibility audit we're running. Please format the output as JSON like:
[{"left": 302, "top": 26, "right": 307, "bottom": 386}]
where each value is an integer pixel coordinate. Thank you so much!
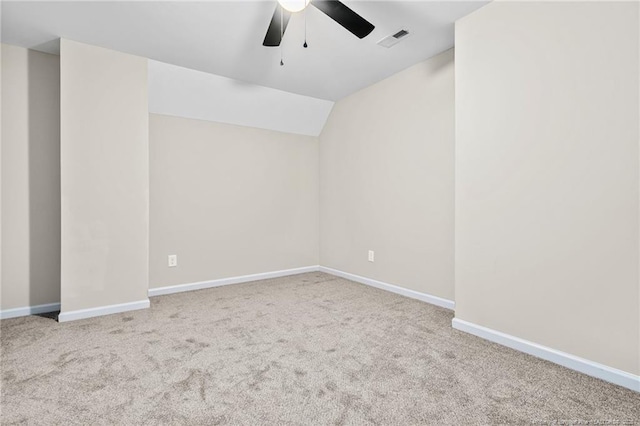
[{"left": 277, "top": 0, "right": 311, "bottom": 13}]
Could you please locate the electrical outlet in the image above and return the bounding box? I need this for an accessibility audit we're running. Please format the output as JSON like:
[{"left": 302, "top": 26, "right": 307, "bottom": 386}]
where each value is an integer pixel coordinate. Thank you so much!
[
  {"left": 368, "top": 250, "right": 375, "bottom": 262},
  {"left": 168, "top": 254, "right": 177, "bottom": 267}
]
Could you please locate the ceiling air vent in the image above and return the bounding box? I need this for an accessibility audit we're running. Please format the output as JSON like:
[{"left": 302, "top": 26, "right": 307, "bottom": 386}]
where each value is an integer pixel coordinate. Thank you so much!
[{"left": 377, "top": 29, "right": 410, "bottom": 48}]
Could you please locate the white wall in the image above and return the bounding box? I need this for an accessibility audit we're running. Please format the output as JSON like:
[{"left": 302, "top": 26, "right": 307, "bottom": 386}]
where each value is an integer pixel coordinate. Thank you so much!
[
  {"left": 319, "top": 49, "right": 455, "bottom": 301},
  {"left": 148, "top": 60, "right": 333, "bottom": 137},
  {"left": 149, "top": 114, "right": 319, "bottom": 289},
  {"left": 1, "top": 44, "right": 60, "bottom": 310},
  {"left": 60, "top": 39, "right": 149, "bottom": 316},
  {"left": 455, "top": 1, "right": 639, "bottom": 375}
]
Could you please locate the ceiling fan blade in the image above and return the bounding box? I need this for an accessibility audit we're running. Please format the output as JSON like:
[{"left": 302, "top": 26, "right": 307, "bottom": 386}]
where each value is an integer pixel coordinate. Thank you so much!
[
  {"left": 312, "top": 0, "right": 374, "bottom": 39},
  {"left": 263, "top": 4, "right": 292, "bottom": 47}
]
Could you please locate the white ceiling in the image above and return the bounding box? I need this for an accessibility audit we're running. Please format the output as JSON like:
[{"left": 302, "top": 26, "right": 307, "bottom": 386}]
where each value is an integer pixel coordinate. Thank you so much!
[{"left": 1, "top": 1, "right": 488, "bottom": 101}]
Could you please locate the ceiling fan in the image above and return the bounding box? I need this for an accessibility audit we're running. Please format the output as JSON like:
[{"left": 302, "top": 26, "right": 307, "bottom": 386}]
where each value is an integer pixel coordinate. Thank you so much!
[{"left": 263, "top": 0, "right": 375, "bottom": 47}]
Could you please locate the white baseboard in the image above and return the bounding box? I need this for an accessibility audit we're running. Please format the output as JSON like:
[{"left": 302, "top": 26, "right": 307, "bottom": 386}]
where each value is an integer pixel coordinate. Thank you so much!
[
  {"left": 319, "top": 266, "right": 455, "bottom": 310},
  {"left": 148, "top": 265, "right": 321, "bottom": 297},
  {"left": 0, "top": 302, "right": 61, "bottom": 320},
  {"left": 452, "top": 318, "right": 640, "bottom": 392},
  {"left": 58, "top": 299, "right": 150, "bottom": 323}
]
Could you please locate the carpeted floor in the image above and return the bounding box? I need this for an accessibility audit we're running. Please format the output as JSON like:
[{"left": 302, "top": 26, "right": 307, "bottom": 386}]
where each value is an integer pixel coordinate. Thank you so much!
[{"left": 1, "top": 272, "right": 639, "bottom": 425}]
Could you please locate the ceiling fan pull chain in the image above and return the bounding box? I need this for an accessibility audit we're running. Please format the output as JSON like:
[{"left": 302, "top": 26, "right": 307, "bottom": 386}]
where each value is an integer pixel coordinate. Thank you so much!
[
  {"left": 303, "top": 7, "right": 308, "bottom": 48},
  {"left": 280, "top": 6, "right": 285, "bottom": 66}
]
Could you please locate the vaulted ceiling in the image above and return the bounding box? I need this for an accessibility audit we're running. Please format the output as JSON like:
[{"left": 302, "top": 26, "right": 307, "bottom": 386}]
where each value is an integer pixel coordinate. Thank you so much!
[{"left": 1, "top": 1, "right": 488, "bottom": 100}]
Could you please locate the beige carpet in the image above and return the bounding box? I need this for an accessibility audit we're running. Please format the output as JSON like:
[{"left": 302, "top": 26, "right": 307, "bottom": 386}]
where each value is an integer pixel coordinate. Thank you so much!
[{"left": 1, "top": 272, "right": 638, "bottom": 425}]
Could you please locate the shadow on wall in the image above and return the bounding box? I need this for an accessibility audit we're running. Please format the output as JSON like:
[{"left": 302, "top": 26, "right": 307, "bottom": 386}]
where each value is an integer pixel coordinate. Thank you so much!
[
  {"left": 27, "top": 48, "right": 61, "bottom": 307},
  {"left": 422, "top": 47, "right": 454, "bottom": 76}
]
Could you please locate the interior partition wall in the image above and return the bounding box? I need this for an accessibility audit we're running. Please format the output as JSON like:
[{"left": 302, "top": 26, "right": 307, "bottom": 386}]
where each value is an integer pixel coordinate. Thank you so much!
[{"left": 59, "top": 39, "right": 149, "bottom": 320}]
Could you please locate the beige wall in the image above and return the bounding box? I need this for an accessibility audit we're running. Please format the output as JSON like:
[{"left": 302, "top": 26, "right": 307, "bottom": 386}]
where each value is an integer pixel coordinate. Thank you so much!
[
  {"left": 319, "top": 49, "right": 455, "bottom": 301},
  {"left": 1, "top": 44, "right": 2, "bottom": 309},
  {"left": 1, "top": 44, "right": 60, "bottom": 310},
  {"left": 455, "top": 1, "right": 639, "bottom": 375},
  {"left": 149, "top": 114, "right": 319, "bottom": 289},
  {"left": 60, "top": 39, "right": 149, "bottom": 312}
]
